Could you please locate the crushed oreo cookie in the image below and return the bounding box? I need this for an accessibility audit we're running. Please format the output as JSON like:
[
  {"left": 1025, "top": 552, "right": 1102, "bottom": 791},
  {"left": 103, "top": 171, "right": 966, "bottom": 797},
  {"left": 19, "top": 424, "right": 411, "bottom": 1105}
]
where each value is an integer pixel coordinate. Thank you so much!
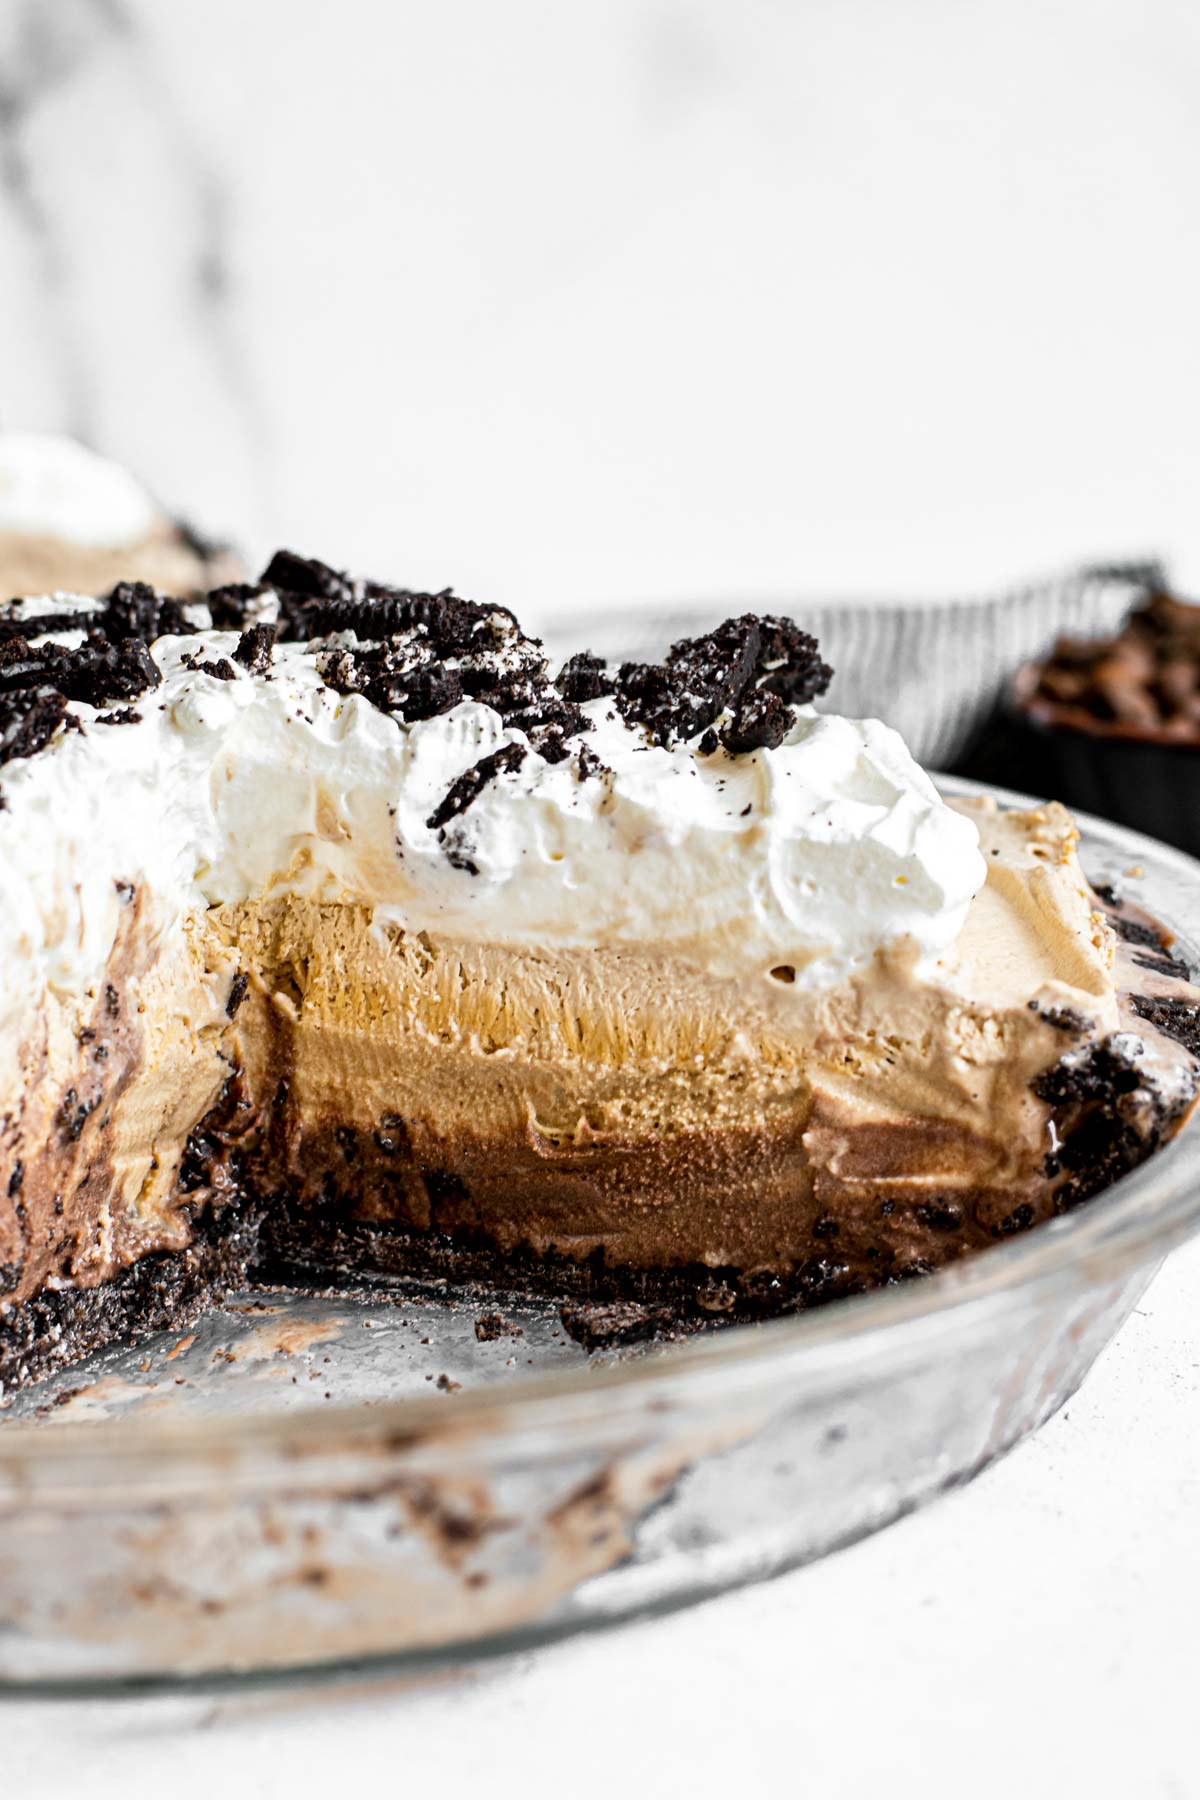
[
  {"left": 719, "top": 685, "right": 794, "bottom": 754},
  {"left": 0, "top": 581, "right": 198, "bottom": 651},
  {"left": 556, "top": 651, "right": 611, "bottom": 704},
  {"left": 1034, "top": 1038, "right": 1144, "bottom": 1111},
  {"left": 615, "top": 613, "right": 831, "bottom": 751},
  {"left": 323, "top": 640, "right": 466, "bottom": 722},
  {"left": 1131, "top": 994, "right": 1200, "bottom": 1057},
  {"left": 301, "top": 552, "right": 559, "bottom": 753},
  {"left": 1030, "top": 1002, "right": 1091, "bottom": 1035},
  {"left": 1032, "top": 1031, "right": 1195, "bottom": 1210},
  {"left": 0, "top": 583, "right": 179, "bottom": 771},
  {"left": 99, "top": 581, "right": 198, "bottom": 645},
  {"left": 182, "top": 652, "right": 237, "bottom": 682},
  {"left": 503, "top": 694, "right": 592, "bottom": 764},
  {"left": 0, "top": 688, "right": 75, "bottom": 768},
  {"left": 256, "top": 550, "right": 523, "bottom": 661},
  {"left": 427, "top": 742, "right": 527, "bottom": 832},
  {"left": 260, "top": 549, "right": 355, "bottom": 606},
  {"left": 1133, "top": 947, "right": 1194, "bottom": 981},
  {"left": 0, "top": 605, "right": 97, "bottom": 643},
  {"left": 207, "top": 582, "right": 270, "bottom": 630},
  {"left": 0, "top": 555, "right": 838, "bottom": 825},
  {"left": 0, "top": 633, "right": 161, "bottom": 708},
  {"left": 249, "top": 555, "right": 834, "bottom": 773},
  {"left": 233, "top": 623, "right": 276, "bottom": 675}
]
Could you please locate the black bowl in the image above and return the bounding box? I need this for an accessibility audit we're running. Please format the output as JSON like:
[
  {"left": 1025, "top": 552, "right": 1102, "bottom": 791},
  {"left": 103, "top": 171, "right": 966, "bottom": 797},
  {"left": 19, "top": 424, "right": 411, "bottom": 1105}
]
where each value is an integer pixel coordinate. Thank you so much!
[{"left": 958, "top": 700, "right": 1200, "bottom": 861}]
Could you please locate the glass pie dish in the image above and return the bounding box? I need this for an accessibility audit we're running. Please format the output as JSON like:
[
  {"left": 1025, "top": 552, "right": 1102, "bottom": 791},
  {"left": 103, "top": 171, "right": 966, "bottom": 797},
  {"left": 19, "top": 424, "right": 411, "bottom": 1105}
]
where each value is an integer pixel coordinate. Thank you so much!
[{"left": 0, "top": 777, "right": 1198, "bottom": 1694}]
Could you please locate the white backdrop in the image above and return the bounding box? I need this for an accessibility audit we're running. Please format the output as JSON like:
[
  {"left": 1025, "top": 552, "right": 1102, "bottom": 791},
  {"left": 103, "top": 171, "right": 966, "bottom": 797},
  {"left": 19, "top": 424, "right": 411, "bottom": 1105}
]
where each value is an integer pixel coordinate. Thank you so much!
[{"left": 2, "top": 0, "right": 1199, "bottom": 623}]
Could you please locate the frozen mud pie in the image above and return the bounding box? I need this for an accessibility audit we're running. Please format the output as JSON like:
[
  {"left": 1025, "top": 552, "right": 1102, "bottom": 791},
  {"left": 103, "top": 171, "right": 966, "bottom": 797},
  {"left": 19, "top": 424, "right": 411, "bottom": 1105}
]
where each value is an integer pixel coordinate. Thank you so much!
[
  {"left": 0, "top": 434, "right": 237, "bottom": 604},
  {"left": 1, "top": 552, "right": 1198, "bottom": 1386}
]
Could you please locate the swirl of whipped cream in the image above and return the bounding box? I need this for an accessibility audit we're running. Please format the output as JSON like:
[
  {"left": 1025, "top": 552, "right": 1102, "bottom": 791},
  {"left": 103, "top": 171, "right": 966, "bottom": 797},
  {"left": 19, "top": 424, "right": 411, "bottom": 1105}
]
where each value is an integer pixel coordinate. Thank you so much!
[{"left": 0, "top": 435, "right": 158, "bottom": 549}]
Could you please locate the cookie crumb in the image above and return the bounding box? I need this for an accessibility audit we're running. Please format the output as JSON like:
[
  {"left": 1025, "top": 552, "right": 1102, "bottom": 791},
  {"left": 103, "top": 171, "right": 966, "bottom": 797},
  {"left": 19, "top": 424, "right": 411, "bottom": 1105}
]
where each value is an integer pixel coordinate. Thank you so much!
[{"left": 474, "top": 1312, "right": 523, "bottom": 1342}]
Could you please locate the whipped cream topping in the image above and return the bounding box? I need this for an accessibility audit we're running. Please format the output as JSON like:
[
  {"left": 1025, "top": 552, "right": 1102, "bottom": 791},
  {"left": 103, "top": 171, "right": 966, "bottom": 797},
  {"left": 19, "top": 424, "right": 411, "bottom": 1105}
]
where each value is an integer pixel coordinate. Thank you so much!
[
  {"left": 0, "top": 436, "right": 159, "bottom": 550},
  {"left": 0, "top": 603, "right": 987, "bottom": 1058}
]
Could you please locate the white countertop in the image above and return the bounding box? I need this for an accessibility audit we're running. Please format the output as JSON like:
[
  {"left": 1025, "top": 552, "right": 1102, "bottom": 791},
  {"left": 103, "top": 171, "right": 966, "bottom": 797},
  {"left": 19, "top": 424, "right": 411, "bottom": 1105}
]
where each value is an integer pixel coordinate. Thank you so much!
[{"left": 10, "top": 1235, "right": 1199, "bottom": 1800}]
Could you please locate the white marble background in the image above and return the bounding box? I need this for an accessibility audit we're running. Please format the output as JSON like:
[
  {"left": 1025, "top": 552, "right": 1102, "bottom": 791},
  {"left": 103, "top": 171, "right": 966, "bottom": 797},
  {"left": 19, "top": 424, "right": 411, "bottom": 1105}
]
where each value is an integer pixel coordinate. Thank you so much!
[{"left": 2, "top": 0, "right": 1200, "bottom": 625}]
